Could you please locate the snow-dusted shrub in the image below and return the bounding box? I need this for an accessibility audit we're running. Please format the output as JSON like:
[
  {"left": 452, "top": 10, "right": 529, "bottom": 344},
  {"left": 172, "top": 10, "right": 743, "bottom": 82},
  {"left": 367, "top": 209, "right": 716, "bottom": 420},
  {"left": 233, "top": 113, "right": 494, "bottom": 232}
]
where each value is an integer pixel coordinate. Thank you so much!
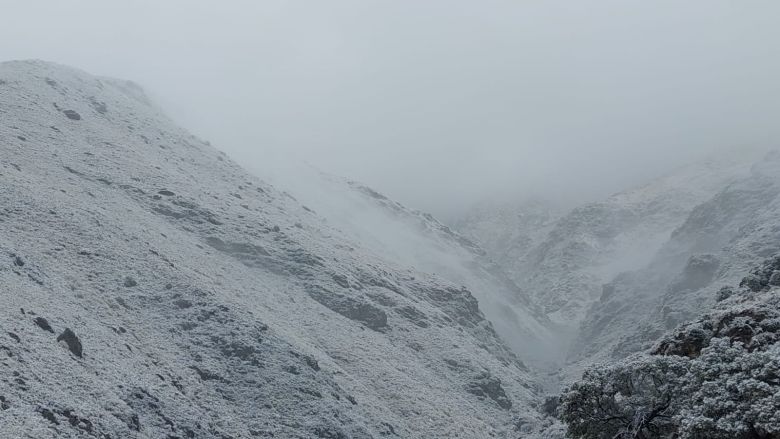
[
  {"left": 677, "top": 340, "right": 780, "bottom": 438},
  {"left": 559, "top": 356, "right": 687, "bottom": 438},
  {"left": 560, "top": 256, "right": 780, "bottom": 439}
]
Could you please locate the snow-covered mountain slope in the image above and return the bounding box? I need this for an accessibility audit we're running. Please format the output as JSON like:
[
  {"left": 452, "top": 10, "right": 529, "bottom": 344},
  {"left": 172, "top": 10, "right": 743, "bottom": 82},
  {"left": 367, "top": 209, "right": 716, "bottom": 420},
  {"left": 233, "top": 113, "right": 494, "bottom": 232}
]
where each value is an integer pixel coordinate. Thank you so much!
[
  {"left": 252, "top": 166, "right": 560, "bottom": 365},
  {"left": 457, "top": 157, "right": 757, "bottom": 334},
  {"left": 570, "top": 151, "right": 780, "bottom": 371},
  {"left": 452, "top": 200, "right": 562, "bottom": 284},
  {"left": 0, "top": 60, "right": 542, "bottom": 438}
]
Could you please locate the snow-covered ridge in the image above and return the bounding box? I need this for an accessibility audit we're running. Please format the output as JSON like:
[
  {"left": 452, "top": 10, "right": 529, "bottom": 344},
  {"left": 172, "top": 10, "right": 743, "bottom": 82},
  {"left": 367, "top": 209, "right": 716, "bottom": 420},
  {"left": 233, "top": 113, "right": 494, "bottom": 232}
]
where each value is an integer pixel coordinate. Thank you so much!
[{"left": 0, "top": 60, "right": 542, "bottom": 438}]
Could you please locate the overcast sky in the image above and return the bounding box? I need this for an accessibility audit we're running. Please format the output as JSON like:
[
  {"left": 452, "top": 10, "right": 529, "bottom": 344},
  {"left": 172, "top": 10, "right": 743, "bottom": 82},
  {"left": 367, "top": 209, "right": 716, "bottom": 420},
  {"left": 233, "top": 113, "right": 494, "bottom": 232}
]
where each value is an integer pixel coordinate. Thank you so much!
[{"left": 2, "top": 1, "right": 779, "bottom": 217}]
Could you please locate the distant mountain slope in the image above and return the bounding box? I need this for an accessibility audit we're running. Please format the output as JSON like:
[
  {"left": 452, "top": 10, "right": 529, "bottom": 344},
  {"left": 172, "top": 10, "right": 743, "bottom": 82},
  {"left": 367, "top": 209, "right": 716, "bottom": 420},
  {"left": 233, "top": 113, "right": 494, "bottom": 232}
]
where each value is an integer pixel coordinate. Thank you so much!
[
  {"left": 571, "top": 151, "right": 780, "bottom": 370},
  {"left": 0, "top": 60, "right": 540, "bottom": 438},
  {"left": 457, "top": 156, "right": 757, "bottom": 334},
  {"left": 453, "top": 200, "right": 563, "bottom": 283},
  {"left": 251, "top": 166, "right": 559, "bottom": 365}
]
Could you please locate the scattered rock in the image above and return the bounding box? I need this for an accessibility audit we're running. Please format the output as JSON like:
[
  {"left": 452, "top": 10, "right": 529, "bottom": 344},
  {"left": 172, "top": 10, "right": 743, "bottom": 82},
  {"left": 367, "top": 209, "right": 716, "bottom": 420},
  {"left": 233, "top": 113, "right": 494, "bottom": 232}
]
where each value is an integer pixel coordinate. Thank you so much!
[
  {"left": 332, "top": 273, "right": 350, "bottom": 289},
  {"left": 190, "top": 365, "right": 223, "bottom": 382},
  {"left": 123, "top": 276, "right": 138, "bottom": 288},
  {"left": 283, "top": 365, "right": 300, "bottom": 375},
  {"left": 313, "top": 426, "right": 348, "bottom": 438},
  {"left": 205, "top": 237, "right": 271, "bottom": 267},
  {"left": 304, "top": 355, "right": 320, "bottom": 371},
  {"left": 306, "top": 285, "right": 388, "bottom": 332},
  {"left": 379, "top": 422, "right": 397, "bottom": 436},
  {"left": 89, "top": 96, "right": 108, "bottom": 114},
  {"left": 467, "top": 371, "right": 512, "bottom": 410},
  {"left": 173, "top": 299, "right": 192, "bottom": 309},
  {"left": 34, "top": 317, "right": 55, "bottom": 333},
  {"left": 63, "top": 109, "right": 81, "bottom": 120},
  {"left": 395, "top": 305, "right": 429, "bottom": 328},
  {"left": 62, "top": 409, "right": 94, "bottom": 433},
  {"left": 57, "top": 328, "right": 83, "bottom": 358},
  {"left": 715, "top": 286, "right": 734, "bottom": 302},
  {"left": 39, "top": 407, "right": 59, "bottom": 425}
]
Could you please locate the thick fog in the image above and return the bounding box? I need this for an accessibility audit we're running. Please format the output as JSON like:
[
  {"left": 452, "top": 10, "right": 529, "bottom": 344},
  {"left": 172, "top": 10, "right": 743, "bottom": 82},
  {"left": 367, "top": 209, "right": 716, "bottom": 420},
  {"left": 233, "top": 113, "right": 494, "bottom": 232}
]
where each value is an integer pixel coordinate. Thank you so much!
[{"left": 2, "top": 0, "right": 779, "bottom": 218}]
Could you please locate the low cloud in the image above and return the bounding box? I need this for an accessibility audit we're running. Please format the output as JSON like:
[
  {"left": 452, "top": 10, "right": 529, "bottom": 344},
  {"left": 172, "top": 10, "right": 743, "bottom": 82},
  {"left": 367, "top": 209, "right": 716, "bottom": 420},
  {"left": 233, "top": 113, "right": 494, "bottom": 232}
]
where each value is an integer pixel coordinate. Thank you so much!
[{"left": 2, "top": 0, "right": 778, "bottom": 217}]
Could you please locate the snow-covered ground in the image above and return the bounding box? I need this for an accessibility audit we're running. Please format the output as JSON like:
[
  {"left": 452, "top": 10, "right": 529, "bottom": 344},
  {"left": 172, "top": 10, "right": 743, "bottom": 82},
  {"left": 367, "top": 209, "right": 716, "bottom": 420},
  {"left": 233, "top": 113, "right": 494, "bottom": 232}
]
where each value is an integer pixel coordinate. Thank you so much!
[{"left": 0, "top": 60, "right": 542, "bottom": 438}]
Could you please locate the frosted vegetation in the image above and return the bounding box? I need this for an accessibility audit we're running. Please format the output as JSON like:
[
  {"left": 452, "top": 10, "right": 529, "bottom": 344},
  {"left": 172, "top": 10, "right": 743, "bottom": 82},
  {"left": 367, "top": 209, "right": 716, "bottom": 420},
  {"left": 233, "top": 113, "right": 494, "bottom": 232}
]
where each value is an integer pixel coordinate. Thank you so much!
[{"left": 559, "top": 257, "right": 780, "bottom": 438}]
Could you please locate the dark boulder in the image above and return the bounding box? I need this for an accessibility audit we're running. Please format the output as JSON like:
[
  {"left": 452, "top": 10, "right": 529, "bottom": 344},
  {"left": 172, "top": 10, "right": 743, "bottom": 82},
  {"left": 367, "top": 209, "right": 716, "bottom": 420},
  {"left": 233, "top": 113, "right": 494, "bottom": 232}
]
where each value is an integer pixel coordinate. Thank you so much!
[
  {"left": 467, "top": 371, "right": 512, "bottom": 410},
  {"left": 57, "top": 328, "right": 83, "bottom": 358},
  {"left": 306, "top": 285, "right": 388, "bottom": 332},
  {"left": 34, "top": 317, "right": 55, "bottom": 333},
  {"left": 63, "top": 109, "right": 81, "bottom": 120}
]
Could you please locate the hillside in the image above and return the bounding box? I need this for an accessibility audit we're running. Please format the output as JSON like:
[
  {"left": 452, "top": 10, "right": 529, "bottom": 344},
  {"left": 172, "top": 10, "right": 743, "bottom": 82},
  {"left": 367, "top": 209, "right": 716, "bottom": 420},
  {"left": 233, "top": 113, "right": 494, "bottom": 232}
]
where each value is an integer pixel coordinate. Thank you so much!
[{"left": 0, "top": 60, "right": 541, "bottom": 438}]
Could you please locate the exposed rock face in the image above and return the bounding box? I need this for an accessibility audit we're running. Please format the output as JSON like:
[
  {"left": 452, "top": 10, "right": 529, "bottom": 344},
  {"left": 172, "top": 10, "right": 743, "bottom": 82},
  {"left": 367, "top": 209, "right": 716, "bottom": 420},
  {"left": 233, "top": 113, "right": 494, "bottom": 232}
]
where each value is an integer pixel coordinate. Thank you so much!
[
  {"left": 306, "top": 285, "right": 389, "bottom": 332},
  {"left": 0, "top": 60, "right": 539, "bottom": 438},
  {"left": 467, "top": 371, "right": 513, "bottom": 410}
]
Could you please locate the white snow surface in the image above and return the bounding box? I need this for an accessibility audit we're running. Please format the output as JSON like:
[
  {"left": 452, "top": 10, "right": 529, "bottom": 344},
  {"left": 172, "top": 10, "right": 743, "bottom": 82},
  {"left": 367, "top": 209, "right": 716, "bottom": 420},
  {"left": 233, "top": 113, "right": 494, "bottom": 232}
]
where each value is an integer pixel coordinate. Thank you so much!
[{"left": 0, "top": 60, "right": 541, "bottom": 438}]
